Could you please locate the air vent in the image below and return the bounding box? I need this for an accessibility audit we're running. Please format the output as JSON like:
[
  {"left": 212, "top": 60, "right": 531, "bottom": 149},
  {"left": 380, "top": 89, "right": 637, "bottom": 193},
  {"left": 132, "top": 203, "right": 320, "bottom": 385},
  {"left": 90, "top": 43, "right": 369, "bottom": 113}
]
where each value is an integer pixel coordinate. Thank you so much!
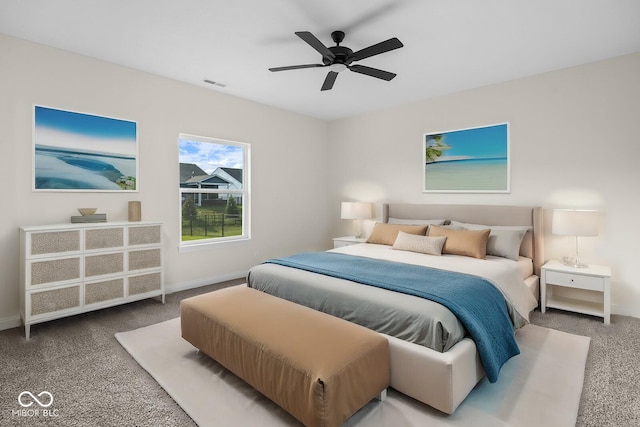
[{"left": 203, "top": 79, "right": 227, "bottom": 88}]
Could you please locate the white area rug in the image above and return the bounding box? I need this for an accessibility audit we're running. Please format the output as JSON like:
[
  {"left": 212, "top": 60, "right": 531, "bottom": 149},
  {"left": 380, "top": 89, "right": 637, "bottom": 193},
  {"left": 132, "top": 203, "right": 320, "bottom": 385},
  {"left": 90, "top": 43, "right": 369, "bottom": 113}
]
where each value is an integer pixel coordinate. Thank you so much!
[{"left": 116, "top": 318, "right": 590, "bottom": 427}]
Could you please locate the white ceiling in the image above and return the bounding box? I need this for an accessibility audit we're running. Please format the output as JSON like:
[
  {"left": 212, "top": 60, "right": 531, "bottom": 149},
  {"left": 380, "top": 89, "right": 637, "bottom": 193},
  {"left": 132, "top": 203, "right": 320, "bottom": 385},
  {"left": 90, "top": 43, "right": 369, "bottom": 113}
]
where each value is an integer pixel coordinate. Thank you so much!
[{"left": 2, "top": 0, "right": 640, "bottom": 120}]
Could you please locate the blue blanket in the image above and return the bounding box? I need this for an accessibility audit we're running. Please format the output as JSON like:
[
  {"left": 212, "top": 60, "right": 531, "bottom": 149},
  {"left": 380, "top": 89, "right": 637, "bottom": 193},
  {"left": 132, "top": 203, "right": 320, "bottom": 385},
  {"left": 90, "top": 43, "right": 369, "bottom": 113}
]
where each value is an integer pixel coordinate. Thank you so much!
[{"left": 265, "top": 252, "right": 519, "bottom": 382}]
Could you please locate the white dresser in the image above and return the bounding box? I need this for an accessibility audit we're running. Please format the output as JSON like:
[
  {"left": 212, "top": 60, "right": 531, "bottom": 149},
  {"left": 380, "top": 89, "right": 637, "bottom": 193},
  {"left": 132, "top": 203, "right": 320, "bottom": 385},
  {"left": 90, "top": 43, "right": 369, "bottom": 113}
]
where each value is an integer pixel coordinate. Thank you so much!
[{"left": 19, "top": 221, "right": 164, "bottom": 339}]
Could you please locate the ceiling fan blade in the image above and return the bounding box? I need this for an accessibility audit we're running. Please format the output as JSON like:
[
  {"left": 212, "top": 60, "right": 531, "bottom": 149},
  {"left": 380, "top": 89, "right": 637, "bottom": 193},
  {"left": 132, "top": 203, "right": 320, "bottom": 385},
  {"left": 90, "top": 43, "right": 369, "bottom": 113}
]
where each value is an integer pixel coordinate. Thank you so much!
[
  {"left": 269, "top": 64, "right": 326, "bottom": 72},
  {"left": 341, "top": 3, "right": 401, "bottom": 34},
  {"left": 295, "top": 31, "right": 335, "bottom": 61},
  {"left": 349, "top": 64, "right": 396, "bottom": 81},
  {"left": 321, "top": 71, "right": 339, "bottom": 91},
  {"left": 352, "top": 37, "right": 403, "bottom": 61}
]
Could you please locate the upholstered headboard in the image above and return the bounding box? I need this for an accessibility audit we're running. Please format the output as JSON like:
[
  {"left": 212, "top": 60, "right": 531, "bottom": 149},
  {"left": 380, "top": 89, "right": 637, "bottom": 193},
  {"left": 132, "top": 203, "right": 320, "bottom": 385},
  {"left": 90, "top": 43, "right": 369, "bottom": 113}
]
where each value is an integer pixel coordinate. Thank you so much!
[{"left": 382, "top": 203, "right": 544, "bottom": 276}]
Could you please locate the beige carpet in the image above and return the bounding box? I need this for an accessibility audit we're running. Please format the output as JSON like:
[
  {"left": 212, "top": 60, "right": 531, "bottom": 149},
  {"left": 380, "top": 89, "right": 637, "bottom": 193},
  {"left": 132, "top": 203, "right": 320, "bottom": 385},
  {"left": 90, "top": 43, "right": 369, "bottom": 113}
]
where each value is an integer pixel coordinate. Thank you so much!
[{"left": 116, "top": 318, "right": 589, "bottom": 427}]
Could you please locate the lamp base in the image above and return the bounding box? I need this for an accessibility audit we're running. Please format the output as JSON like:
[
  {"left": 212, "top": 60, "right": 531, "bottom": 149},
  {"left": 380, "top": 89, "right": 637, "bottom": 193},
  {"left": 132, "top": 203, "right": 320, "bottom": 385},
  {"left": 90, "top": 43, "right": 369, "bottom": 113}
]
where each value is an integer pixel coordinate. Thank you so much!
[
  {"left": 352, "top": 219, "right": 363, "bottom": 239},
  {"left": 562, "top": 256, "right": 588, "bottom": 268}
]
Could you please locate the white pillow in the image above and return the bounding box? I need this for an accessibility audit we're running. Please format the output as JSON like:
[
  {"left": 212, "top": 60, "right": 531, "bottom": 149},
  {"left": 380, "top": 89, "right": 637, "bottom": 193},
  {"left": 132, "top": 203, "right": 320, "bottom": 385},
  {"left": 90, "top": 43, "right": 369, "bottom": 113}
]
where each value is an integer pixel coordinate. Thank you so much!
[
  {"left": 449, "top": 221, "right": 529, "bottom": 261},
  {"left": 485, "top": 228, "right": 527, "bottom": 260},
  {"left": 392, "top": 231, "right": 447, "bottom": 256},
  {"left": 448, "top": 221, "right": 530, "bottom": 232},
  {"left": 388, "top": 218, "right": 446, "bottom": 226}
]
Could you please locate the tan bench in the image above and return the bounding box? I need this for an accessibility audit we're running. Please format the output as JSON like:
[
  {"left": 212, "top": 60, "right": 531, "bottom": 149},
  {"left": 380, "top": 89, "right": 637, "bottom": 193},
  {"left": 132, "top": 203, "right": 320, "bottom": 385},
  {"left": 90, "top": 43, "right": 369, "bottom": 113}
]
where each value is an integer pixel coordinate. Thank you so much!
[{"left": 181, "top": 285, "right": 390, "bottom": 427}]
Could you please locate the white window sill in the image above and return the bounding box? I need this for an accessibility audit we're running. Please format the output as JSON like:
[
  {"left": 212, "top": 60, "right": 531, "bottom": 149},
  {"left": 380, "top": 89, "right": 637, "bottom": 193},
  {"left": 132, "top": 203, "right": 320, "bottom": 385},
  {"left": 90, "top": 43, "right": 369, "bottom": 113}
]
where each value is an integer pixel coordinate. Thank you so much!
[{"left": 178, "top": 236, "right": 251, "bottom": 253}]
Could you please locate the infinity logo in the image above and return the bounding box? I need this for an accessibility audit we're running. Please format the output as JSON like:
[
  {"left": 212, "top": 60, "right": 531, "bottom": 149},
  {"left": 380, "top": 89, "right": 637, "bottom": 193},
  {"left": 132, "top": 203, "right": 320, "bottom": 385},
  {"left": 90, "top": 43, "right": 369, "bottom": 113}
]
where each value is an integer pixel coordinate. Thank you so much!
[{"left": 18, "top": 391, "right": 53, "bottom": 408}]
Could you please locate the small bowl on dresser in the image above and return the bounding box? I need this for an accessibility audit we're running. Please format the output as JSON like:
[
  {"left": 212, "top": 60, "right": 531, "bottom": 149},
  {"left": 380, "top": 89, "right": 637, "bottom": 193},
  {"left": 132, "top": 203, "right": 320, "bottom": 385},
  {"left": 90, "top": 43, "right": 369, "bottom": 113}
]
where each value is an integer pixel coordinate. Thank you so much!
[{"left": 78, "top": 208, "right": 97, "bottom": 216}]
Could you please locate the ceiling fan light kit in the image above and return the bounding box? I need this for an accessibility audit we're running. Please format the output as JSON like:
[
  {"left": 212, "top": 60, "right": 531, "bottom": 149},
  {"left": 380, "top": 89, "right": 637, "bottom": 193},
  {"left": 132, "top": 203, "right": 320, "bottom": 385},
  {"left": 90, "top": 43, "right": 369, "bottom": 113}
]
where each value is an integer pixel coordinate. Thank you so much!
[{"left": 269, "top": 30, "right": 403, "bottom": 91}]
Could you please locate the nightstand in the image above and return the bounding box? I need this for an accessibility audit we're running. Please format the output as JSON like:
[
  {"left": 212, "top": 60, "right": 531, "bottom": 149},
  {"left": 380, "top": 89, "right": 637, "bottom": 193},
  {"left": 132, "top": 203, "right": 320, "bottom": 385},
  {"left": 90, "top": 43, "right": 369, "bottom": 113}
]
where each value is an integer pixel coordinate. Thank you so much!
[
  {"left": 541, "top": 260, "right": 611, "bottom": 324},
  {"left": 332, "top": 236, "right": 367, "bottom": 248}
]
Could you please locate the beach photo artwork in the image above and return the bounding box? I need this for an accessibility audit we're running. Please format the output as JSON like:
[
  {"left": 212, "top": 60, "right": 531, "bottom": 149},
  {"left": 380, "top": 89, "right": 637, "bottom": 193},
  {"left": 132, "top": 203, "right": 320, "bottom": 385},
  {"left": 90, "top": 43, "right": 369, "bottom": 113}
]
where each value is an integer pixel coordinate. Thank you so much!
[
  {"left": 423, "top": 123, "right": 509, "bottom": 193},
  {"left": 34, "top": 106, "right": 138, "bottom": 191}
]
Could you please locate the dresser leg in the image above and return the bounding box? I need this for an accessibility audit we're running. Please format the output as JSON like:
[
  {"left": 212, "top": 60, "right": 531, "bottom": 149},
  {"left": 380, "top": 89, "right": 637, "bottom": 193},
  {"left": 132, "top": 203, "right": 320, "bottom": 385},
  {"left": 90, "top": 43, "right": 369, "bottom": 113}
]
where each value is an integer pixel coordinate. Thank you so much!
[{"left": 25, "top": 325, "right": 30, "bottom": 340}]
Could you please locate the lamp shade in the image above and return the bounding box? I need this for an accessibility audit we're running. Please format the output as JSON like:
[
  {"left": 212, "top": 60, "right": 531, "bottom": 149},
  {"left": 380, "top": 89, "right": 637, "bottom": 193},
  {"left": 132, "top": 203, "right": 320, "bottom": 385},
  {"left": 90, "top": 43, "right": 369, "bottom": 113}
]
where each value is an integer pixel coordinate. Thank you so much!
[
  {"left": 552, "top": 209, "right": 599, "bottom": 237},
  {"left": 341, "top": 202, "right": 372, "bottom": 220}
]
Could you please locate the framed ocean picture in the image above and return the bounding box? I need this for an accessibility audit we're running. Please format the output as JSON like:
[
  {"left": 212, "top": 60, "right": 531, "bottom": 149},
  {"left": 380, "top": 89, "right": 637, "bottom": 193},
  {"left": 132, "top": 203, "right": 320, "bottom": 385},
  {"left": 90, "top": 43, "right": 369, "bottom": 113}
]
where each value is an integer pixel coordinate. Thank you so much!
[
  {"left": 423, "top": 122, "right": 510, "bottom": 193},
  {"left": 33, "top": 106, "right": 138, "bottom": 192}
]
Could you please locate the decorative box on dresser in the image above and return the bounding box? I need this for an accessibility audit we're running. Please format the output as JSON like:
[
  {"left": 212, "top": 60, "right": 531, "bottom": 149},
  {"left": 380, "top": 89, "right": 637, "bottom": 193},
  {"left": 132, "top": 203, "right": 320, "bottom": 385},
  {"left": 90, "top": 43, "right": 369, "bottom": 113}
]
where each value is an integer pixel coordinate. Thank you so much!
[{"left": 19, "top": 221, "right": 164, "bottom": 339}]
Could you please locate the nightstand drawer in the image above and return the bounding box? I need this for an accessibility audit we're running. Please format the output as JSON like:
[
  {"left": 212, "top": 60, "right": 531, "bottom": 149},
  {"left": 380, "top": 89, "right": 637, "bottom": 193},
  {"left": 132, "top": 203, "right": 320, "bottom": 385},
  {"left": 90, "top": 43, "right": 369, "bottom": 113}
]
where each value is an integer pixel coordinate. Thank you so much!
[{"left": 545, "top": 271, "right": 604, "bottom": 291}]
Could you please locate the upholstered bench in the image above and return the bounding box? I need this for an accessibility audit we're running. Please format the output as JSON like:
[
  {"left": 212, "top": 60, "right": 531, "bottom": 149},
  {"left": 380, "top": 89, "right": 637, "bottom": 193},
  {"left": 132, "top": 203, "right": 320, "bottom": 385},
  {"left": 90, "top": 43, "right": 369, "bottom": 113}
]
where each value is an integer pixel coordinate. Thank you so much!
[{"left": 180, "top": 285, "right": 390, "bottom": 427}]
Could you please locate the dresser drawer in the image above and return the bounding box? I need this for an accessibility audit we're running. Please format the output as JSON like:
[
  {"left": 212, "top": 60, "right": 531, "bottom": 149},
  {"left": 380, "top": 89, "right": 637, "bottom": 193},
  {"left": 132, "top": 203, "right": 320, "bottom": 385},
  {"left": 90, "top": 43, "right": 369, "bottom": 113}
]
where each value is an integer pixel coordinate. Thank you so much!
[
  {"left": 30, "top": 285, "right": 81, "bottom": 316},
  {"left": 29, "top": 230, "right": 80, "bottom": 256},
  {"left": 29, "top": 256, "right": 81, "bottom": 286},
  {"left": 128, "top": 272, "right": 162, "bottom": 295},
  {"left": 128, "top": 249, "right": 161, "bottom": 271},
  {"left": 85, "top": 227, "right": 124, "bottom": 250},
  {"left": 128, "top": 225, "right": 161, "bottom": 246},
  {"left": 545, "top": 270, "right": 604, "bottom": 291},
  {"left": 85, "top": 278, "right": 124, "bottom": 305},
  {"left": 85, "top": 252, "right": 124, "bottom": 277}
]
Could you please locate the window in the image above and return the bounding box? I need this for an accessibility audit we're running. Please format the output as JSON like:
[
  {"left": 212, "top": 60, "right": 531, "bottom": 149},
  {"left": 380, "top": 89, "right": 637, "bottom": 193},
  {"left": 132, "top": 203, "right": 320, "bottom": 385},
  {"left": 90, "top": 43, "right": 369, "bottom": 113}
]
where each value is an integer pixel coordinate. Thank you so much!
[{"left": 179, "top": 133, "right": 250, "bottom": 248}]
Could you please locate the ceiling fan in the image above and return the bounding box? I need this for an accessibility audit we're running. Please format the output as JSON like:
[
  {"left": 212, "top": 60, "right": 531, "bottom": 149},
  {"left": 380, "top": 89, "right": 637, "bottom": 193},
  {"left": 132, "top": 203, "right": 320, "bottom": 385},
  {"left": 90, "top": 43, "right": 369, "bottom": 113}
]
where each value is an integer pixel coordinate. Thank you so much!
[{"left": 269, "top": 31, "right": 404, "bottom": 91}]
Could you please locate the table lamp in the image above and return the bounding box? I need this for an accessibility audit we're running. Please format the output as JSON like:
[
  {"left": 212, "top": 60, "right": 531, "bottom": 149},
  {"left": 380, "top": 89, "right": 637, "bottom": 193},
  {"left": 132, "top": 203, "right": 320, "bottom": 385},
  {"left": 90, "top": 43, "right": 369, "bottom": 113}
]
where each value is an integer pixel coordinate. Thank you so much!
[
  {"left": 552, "top": 209, "right": 599, "bottom": 268},
  {"left": 341, "top": 202, "right": 372, "bottom": 238}
]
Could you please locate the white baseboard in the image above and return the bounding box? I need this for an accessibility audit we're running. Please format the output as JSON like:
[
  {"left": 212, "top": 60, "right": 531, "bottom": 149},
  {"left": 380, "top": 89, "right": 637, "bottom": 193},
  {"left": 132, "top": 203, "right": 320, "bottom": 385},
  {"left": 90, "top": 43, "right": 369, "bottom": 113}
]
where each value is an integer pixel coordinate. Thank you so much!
[
  {"left": 0, "top": 315, "right": 22, "bottom": 332},
  {"left": 611, "top": 303, "right": 640, "bottom": 319},
  {"left": 165, "top": 271, "right": 247, "bottom": 294}
]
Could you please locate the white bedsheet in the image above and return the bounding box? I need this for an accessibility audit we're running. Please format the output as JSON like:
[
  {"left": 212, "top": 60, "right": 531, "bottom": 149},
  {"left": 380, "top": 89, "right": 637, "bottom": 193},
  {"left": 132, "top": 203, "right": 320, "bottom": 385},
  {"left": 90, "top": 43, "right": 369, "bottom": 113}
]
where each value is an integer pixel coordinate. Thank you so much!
[
  {"left": 330, "top": 243, "right": 538, "bottom": 327},
  {"left": 514, "top": 256, "right": 534, "bottom": 280}
]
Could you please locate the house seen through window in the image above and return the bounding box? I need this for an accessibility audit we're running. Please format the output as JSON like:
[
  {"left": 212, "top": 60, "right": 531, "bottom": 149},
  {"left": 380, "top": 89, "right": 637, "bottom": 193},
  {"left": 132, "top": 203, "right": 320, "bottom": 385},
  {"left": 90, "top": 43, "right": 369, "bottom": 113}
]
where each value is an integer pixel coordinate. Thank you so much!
[{"left": 179, "top": 134, "right": 249, "bottom": 245}]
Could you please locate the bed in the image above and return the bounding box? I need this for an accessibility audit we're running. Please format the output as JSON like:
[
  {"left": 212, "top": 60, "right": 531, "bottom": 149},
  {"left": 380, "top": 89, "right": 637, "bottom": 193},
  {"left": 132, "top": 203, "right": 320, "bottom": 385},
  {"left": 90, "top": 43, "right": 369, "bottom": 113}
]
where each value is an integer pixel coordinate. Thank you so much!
[{"left": 247, "top": 203, "right": 544, "bottom": 414}]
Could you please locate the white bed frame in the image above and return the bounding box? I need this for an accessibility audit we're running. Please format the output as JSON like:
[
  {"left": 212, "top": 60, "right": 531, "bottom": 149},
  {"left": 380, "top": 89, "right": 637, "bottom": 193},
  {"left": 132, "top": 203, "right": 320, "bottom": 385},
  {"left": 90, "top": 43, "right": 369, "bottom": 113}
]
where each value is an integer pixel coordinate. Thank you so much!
[{"left": 380, "top": 203, "right": 544, "bottom": 414}]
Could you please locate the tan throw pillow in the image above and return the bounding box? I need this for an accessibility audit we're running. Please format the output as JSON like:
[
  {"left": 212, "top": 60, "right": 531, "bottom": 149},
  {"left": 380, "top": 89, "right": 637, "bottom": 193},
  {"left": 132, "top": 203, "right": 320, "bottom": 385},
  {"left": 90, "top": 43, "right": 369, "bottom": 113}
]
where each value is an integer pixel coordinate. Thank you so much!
[
  {"left": 366, "top": 223, "right": 428, "bottom": 246},
  {"left": 449, "top": 221, "right": 530, "bottom": 260},
  {"left": 392, "top": 231, "right": 447, "bottom": 256},
  {"left": 428, "top": 225, "right": 491, "bottom": 259}
]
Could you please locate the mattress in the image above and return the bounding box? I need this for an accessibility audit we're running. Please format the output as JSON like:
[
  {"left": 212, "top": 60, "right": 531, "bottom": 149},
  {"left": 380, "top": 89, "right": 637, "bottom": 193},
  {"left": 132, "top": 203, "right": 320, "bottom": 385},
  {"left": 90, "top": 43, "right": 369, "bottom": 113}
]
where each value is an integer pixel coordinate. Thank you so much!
[{"left": 247, "top": 243, "right": 537, "bottom": 353}]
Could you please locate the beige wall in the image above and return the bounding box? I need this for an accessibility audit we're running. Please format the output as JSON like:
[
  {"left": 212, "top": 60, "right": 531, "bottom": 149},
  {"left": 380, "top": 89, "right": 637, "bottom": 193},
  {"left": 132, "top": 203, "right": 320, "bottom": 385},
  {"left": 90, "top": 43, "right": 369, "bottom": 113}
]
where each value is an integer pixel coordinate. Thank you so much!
[
  {"left": 0, "top": 34, "right": 329, "bottom": 328},
  {"left": 328, "top": 52, "right": 640, "bottom": 317}
]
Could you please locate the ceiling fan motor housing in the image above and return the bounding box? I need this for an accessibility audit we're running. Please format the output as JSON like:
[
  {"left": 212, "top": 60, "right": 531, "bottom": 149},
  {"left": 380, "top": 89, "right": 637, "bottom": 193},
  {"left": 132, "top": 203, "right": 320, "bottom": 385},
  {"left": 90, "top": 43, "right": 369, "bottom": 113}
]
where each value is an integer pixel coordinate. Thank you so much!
[{"left": 323, "top": 46, "right": 354, "bottom": 66}]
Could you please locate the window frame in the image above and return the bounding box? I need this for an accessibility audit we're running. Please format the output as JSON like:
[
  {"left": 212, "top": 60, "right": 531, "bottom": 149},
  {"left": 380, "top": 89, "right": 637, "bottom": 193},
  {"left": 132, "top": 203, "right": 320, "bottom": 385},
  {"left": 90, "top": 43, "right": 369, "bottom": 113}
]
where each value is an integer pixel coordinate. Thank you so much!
[{"left": 178, "top": 133, "right": 250, "bottom": 251}]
